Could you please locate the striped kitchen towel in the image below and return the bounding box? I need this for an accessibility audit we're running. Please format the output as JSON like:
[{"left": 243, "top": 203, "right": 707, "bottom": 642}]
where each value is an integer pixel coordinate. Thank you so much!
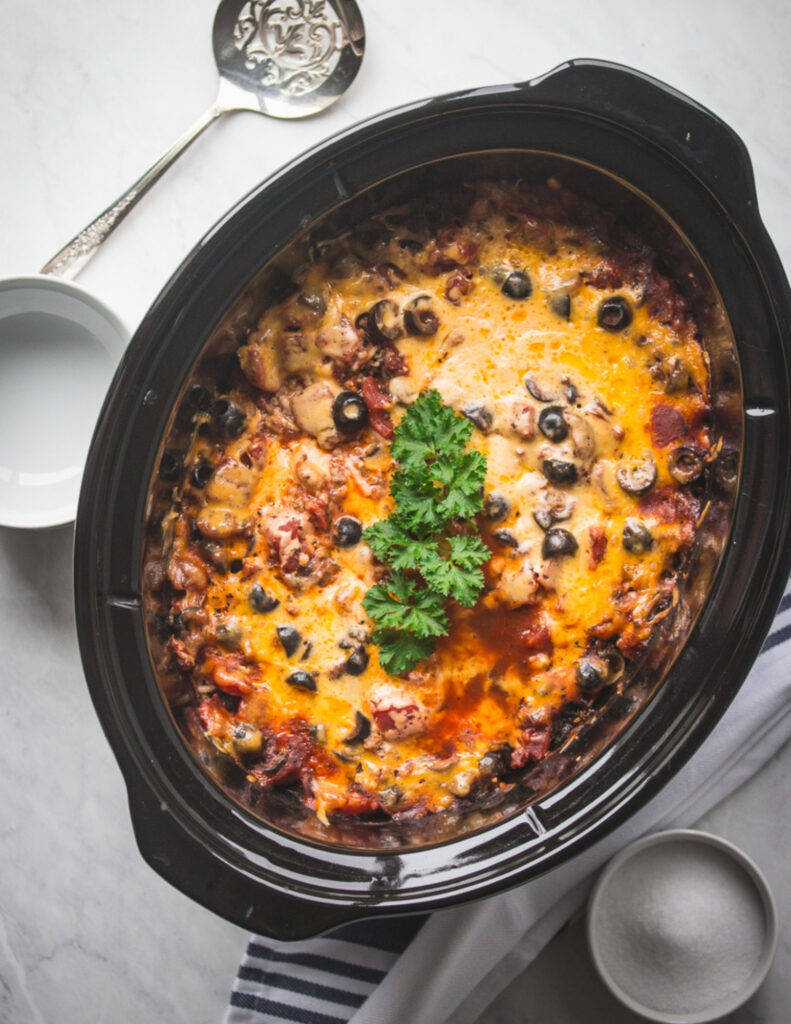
[
  {"left": 228, "top": 915, "right": 428, "bottom": 1023},
  {"left": 226, "top": 578, "right": 791, "bottom": 1024}
]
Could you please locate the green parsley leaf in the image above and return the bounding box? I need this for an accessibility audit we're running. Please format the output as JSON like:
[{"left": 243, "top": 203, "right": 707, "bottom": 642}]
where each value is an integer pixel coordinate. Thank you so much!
[
  {"left": 363, "top": 571, "right": 449, "bottom": 638},
  {"left": 446, "top": 533, "right": 491, "bottom": 569},
  {"left": 363, "top": 391, "right": 490, "bottom": 674},
  {"left": 417, "top": 535, "right": 489, "bottom": 607},
  {"left": 390, "top": 389, "right": 473, "bottom": 474},
  {"left": 389, "top": 469, "right": 443, "bottom": 533},
  {"left": 434, "top": 450, "right": 487, "bottom": 520},
  {"left": 364, "top": 520, "right": 440, "bottom": 571},
  {"left": 372, "top": 629, "right": 436, "bottom": 675}
]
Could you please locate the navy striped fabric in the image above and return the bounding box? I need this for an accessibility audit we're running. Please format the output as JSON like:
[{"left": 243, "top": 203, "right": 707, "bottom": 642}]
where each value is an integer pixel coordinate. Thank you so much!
[
  {"left": 227, "top": 916, "right": 428, "bottom": 1024},
  {"left": 227, "top": 586, "right": 791, "bottom": 1024}
]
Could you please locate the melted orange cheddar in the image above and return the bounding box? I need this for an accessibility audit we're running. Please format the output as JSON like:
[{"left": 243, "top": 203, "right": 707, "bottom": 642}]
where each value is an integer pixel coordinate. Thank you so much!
[{"left": 160, "top": 181, "right": 711, "bottom": 824}]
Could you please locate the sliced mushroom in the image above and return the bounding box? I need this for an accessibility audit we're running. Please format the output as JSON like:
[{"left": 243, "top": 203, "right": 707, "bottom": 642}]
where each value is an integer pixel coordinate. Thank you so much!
[
  {"left": 461, "top": 402, "right": 494, "bottom": 433},
  {"left": 622, "top": 518, "right": 653, "bottom": 554},
  {"left": 230, "top": 722, "right": 263, "bottom": 759},
  {"left": 667, "top": 446, "right": 704, "bottom": 484},
  {"left": 291, "top": 381, "right": 342, "bottom": 447},
  {"left": 524, "top": 375, "right": 557, "bottom": 402},
  {"left": 616, "top": 454, "right": 657, "bottom": 496}
]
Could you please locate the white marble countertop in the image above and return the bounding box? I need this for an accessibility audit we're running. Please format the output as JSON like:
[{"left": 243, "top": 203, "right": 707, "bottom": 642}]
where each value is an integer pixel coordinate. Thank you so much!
[{"left": 1, "top": 1, "right": 790, "bottom": 1021}]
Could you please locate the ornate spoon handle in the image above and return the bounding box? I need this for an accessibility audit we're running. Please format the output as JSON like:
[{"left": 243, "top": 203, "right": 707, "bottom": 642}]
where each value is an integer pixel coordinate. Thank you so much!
[{"left": 41, "top": 103, "right": 225, "bottom": 280}]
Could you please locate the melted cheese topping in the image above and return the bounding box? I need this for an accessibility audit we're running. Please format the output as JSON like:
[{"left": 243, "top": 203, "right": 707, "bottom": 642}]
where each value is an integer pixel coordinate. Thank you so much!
[{"left": 162, "top": 182, "right": 711, "bottom": 823}]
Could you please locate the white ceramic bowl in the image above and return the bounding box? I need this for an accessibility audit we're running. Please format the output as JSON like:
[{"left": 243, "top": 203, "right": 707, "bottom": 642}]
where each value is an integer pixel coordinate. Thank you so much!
[
  {"left": 587, "top": 829, "right": 778, "bottom": 1023},
  {"left": 0, "top": 275, "right": 128, "bottom": 529}
]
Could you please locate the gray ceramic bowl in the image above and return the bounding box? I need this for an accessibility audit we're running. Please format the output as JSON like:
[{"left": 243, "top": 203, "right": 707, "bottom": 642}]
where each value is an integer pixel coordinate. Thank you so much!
[
  {"left": 587, "top": 829, "right": 778, "bottom": 1023},
  {"left": 0, "top": 275, "right": 128, "bottom": 529}
]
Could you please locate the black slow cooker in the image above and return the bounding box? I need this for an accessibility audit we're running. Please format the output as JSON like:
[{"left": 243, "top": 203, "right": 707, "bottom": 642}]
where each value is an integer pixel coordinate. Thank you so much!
[{"left": 75, "top": 60, "right": 791, "bottom": 939}]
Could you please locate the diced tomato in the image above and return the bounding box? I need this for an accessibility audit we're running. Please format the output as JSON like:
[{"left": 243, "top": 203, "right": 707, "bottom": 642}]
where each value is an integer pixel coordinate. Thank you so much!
[{"left": 362, "top": 377, "right": 394, "bottom": 439}]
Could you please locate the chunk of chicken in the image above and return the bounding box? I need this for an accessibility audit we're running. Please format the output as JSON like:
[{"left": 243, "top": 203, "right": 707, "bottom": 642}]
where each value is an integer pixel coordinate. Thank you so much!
[{"left": 368, "top": 684, "right": 430, "bottom": 740}]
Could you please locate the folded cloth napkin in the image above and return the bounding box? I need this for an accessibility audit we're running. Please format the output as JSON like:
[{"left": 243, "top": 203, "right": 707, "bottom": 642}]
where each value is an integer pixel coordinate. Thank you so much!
[{"left": 227, "top": 581, "right": 791, "bottom": 1024}]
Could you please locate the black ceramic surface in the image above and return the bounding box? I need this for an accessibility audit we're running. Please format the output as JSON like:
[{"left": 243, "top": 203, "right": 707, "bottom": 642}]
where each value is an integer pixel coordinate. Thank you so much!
[{"left": 75, "top": 60, "right": 791, "bottom": 939}]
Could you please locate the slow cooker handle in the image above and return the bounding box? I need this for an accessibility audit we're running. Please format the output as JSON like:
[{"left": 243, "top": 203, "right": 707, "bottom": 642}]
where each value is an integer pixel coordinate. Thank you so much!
[
  {"left": 126, "top": 778, "right": 368, "bottom": 940},
  {"left": 519, "top": 59, "right": 759, "bottom": 224}
]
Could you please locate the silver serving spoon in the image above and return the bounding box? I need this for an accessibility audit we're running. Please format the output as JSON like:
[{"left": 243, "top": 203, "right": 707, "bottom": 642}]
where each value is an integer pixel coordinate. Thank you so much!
[{"left": 41, "top": 0, "right": 365, "bottom": 280}]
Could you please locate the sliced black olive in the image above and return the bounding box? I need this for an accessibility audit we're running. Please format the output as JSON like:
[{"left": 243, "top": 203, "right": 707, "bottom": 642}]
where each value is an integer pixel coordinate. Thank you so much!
[
  {"left": 343, "top": 710, "right": 371, "bottom": 744},
  {"left": 616, "top": 455, "right": 657, "bottom": 496},
  {"left": 210, "top": 398, "right": 246, "bottom": 440},
  {"left": 576, "top": 655, "right": 610, "bottom": 692},
  {"left": 541, "top": 459, "right": 578, "bottom": 485},
  {"left": 332, "top": 391, "right": 369, "bottom": 434},
  {"left": 370, "top": 299, "right": 403, "bottom": 342},
  {"left": 597, "top": 296, "right": 633, "bottom": 332},
  {"left": 483, "top": 492, "right": 509, "bottom": 521},
  {"left": 158, "top": 450, "right": 183, "bottom": 482},
  {"left": 354, "top": 310, "right": 371, "bottom": 338},
  {"left": 524, "top": 376, "right": 557, "bottom": 402},
  {"left": 538, "top": 406, "right": 569, "bottom": 443},
  {"left": 622, "top": 518, "right": 653, "bottom": 554},
  {"left": 277, "top": 625, "right": 301, "bottom": 657},
  {"left": 297, "top": 291, "right": 326, "bottom": 316},
  {"left": 286, "top": 670, "right": 317, "bottom": 692},
  {"left": 533, "top": 509, "right": 554, "bottom": 531},
  {"left": 542, "top": 528, "right": 578, "bottom": 558},
  {"left": 184, "top": 383, "right": 211, "bottom": 413},
  {"left": 346, "top": 646, "right": 370, "bottom": 676},
  {"left": 229, "top": 558, "right": 243, "bottom": 573},
  {"left": 493, "top": 529, "right": 519, "bottom": 549},
  {"left": 190, "top": 460, "right": 214, "bottom": 489},
  {"left": 548, "top": 292, "right": 571, "bottom": 319},
  {"left": 461, "top": 402, "right": 493, "bottom": 433},
  {"left": 230, "top": 722, "right": 263, "bottom": 759},
  {"left": 501, "top": 270, "right": 532, "bottom": 299},
  {"left": 667, "top": 446, "right": 704, "bottom": 485},
  {"left": 403, "top": 295, "right": 439, "bottom": 336},
  {"left": 249, "top": 584, "right": 279, "bottom": 613},
  {"left": 300, "top": 641, "right": 313, "bottom": 661},
  {"left": 333, "top": 516, "right": 363, "bottom": 547}
]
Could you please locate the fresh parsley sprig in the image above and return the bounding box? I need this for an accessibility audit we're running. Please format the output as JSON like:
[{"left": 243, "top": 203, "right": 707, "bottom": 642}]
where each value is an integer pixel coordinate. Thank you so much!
[{"left": 362, "top": 390, "right": 489, "bottom": 675}]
